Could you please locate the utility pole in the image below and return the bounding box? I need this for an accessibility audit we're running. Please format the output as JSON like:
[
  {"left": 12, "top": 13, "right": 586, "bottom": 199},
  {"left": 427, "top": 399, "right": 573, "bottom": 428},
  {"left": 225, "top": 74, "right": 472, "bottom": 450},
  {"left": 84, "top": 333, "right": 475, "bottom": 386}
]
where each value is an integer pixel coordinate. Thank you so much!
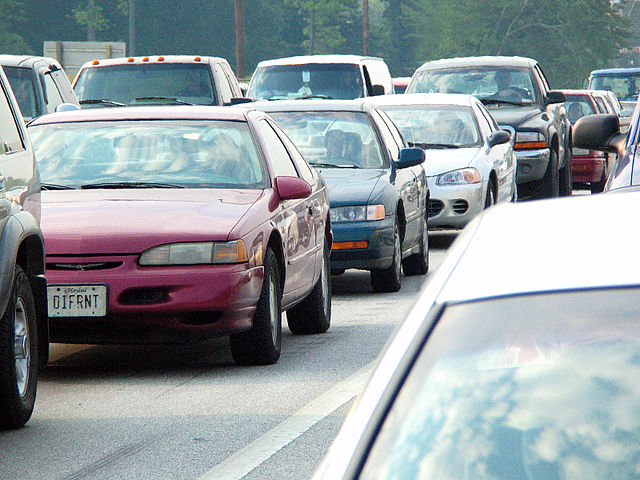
[
  {"left": 235, "top": 0, "right": 246, "bottom": 78},
  {"left": 362, "top": 0, "right": 369, "bottom": 55},
  {"left": 128, "top": 0, "right": 136, "bottom": 56}
]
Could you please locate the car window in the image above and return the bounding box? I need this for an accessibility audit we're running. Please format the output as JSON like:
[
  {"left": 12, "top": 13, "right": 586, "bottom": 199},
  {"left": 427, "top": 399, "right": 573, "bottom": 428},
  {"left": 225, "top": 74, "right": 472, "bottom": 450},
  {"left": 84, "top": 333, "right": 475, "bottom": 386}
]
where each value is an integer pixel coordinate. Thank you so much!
[
  {"left": 375, "top": 108, "right": 406, "bottom": 148},
  {"left": 213, "top": 63, "right": 233, "bottom": 104},
  {"left": 594, "top": 96, "right": 608, "bottom": 113},
  {"left": 221, "top": 62, "right": 242, "bottom": 97},
  {"left": 477, "top": 101, "right": 499, "bottom": 131},
  {"left": 271, "top": 121, "right": 315, "bottom": 184},
  {"left": 255, "top": 119, "right": 299, "bottom": 177},
  {"left": 360, "top": 288, "right": 640, "bottom": 480},
  {"left": 590, "top": 74, "right": 640, "bottom": 102},
  {"left": 42, "top": 72, "right": 64, "bottom": 111},
  {"left": 29, "top": 120, "right": 266, "bottom": 189},
  {"left": 2, "top": 66, "right": 40, "bottom": 119},
  {"left": 566, "top": 95, "right": 597, "bottom": 123},
  {"left": 0, "top": 80, "right": 25, "bottom": 154},
  {"left": 370, "top": 109, "right": 400, "bottom": 161},
  {"left": 381, "top": 104, "right": 482, "bottom": 148},
  {"left": 269, "top": 110, "right": 388, "bottom": 169}
]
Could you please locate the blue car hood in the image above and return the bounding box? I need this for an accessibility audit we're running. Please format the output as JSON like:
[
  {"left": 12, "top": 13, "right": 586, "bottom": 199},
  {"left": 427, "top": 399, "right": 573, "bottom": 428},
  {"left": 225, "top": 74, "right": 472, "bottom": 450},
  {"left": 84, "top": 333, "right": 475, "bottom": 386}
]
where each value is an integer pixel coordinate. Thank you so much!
[{"left": 316, "top": 168, "right": 386, "bottom": 207}]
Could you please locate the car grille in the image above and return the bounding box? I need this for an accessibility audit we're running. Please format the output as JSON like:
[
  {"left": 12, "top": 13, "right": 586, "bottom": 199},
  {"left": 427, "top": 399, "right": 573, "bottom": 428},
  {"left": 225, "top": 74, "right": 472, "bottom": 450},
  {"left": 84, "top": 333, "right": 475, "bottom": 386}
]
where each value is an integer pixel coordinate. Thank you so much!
[
  {"left": 428, "top": 199, "right": 444, "bottom": 218},
  {"left": 47, "top": 261, "right": 123, "bottom": 271},
  {"left": 119, "top": 287, "right": 169, "bottom": 305},
  {"left": 452, "top": 200, "right": 469, "bottom": 214}
]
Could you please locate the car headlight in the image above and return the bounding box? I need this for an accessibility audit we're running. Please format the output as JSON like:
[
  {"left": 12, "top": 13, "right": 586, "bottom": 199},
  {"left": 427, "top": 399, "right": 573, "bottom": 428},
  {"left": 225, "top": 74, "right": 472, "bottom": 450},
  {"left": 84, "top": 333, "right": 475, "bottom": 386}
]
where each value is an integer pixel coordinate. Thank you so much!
[
  {"left": 330, "top": 205, "right": 385, "bottom": 223},
  {"left": 139, "top": 240, "right": 249, "bottom": 265},
  {"left": 436, "top": 168, "right": 481, "bottom": 185},
  {"left": 514, "top": 131, "right": 546, "bottom": 150}
]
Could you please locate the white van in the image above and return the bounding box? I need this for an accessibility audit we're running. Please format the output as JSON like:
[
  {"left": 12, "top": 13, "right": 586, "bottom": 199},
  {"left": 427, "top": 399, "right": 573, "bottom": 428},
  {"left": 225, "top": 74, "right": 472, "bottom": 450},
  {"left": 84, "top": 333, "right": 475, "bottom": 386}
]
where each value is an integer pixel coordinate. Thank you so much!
[{"left": 247, "top": 55, "right": 393, "bottom": 101}]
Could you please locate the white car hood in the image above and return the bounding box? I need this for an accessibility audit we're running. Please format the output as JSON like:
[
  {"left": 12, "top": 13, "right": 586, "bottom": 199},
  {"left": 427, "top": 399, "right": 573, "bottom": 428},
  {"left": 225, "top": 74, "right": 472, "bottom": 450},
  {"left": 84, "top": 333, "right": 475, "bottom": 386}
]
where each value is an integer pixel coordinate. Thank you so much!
[{"left": 423, "top": 147, "right": 480, "bottom": 177}]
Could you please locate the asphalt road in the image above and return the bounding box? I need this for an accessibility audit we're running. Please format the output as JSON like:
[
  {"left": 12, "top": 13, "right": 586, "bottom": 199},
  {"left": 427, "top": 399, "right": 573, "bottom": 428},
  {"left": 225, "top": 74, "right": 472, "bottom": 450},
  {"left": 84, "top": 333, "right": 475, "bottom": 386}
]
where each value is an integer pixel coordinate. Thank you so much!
[{"left": 0, "top": 234, "right": 456, "bottom": 480}]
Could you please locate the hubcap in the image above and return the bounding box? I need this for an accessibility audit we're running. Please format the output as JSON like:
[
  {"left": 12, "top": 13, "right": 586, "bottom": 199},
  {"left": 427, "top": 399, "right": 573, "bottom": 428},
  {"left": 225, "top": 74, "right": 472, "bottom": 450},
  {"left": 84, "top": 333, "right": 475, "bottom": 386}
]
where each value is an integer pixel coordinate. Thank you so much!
[
  {"left": 13, "top": 297, "right": 29, "bottom": 397},
  {"left": 268, "top": 272, "right": 279, "bottom": 346},
  {"left": 394, "top": 230, "right": 401, "bottom": 280}
]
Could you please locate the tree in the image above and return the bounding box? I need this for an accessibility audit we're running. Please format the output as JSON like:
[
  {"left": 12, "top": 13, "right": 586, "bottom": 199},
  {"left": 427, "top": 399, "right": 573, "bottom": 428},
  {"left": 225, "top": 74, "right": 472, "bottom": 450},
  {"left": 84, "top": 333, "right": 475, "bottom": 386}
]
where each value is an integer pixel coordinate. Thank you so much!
[
  {"left": 0, "top": 0, "right": 32, "bottom": 54},
  {"left": 72, "top": 0, "right": 110, "bottom": 41}
]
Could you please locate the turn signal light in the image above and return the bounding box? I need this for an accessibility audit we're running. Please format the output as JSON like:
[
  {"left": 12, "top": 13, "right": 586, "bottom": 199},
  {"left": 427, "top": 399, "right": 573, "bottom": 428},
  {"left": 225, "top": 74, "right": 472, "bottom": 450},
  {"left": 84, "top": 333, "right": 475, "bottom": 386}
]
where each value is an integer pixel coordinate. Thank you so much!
[
  {"left": 194, "top": 56, "right": 202, "bottom": 62},
  {"left": 127, "top": 57, "right": 134, "bottom": 62},
  {"left": 514, "top": 141, "right": 546, "bottom": 150},
  {"left": 332, "top": 241, "right": 369, "bottom": 250},
  {"left": 142, "top": 57, "right": 149, "bottom": 62},
  {"left": 157, "top": 56, "right": 165, "bottom": 61},
  {"left": 92, "top": 60, "right": 100, "bottom": 65}
]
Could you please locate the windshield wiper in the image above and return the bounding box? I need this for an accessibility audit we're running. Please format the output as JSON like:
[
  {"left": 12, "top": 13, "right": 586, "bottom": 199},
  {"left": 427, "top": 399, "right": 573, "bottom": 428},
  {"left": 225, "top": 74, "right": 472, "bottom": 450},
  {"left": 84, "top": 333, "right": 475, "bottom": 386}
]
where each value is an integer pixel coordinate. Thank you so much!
[
  {"left": 310, "top": 162, "right": 361, "bottom": 169},
  {"left": 478, "top": 97, "right": 529, "bottom": 107},
  {"left": 133, "top": 96, "right": 194, "bottom": 105},
  {"left": 80, "top": 181, "right": 186, "bottom": 189},
  {"left": 292, "top": 94, "right": 334, "bottom": 100},
  {"left": 79, "top": 99, "right": 126, "bottom": 107},
  {"left": 41, "top": 183, "right": 75, "bottom": 190},
  {"left": 410, "top": 142, "right": 462, "bottom": 149}
]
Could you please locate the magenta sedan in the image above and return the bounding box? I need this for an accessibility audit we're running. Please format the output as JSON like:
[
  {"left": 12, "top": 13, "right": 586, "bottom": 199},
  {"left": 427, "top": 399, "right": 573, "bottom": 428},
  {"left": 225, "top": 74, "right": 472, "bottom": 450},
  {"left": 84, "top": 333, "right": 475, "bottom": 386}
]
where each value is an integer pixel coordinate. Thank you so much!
[{"left": 28, "top": 106, "right": 332, "bottom": 365}]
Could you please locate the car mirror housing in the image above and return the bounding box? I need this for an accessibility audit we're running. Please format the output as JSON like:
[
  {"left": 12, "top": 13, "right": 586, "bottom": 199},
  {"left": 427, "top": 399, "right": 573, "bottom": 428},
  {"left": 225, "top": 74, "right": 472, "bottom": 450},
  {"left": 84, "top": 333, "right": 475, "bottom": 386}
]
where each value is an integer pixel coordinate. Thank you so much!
[
  {"left": 274, "top": 176, "right": 312, "bottom": 200},
  {"left": 488, "top": 130, "right": 511, "bottom": 148},
  {"left": 229, "top": 97, "right": 253, "bottom": 105},
  {"left": 546, "top": 90, "right": 566, "bottom": 104},
  {"left": 396, "top": 147, "right": 425, "bottom": 169},
  {"left": 370, "top": 84, "right": 385, "bottom": 96},
  {"left": 573, "top": 114, "right": 624, "bottom": 153}
]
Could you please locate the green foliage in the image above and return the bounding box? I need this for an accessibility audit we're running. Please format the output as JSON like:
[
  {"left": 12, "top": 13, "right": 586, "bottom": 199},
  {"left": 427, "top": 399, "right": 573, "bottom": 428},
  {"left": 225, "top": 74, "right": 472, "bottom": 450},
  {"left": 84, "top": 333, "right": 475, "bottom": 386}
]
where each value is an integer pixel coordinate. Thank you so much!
[
  {"left": 0, "top": 0, "right": 32, "bottom": 54},
  {"left": 72, "top": 0, "right": 111, "bottom": 39}
]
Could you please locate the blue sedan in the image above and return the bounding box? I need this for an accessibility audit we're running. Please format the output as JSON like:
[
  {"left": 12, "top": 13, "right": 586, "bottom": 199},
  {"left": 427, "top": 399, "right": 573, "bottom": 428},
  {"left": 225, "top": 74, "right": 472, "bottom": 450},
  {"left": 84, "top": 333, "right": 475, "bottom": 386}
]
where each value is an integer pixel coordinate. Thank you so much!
[{"left": 250, "top": 100, "right": 429, "bottom": 292}]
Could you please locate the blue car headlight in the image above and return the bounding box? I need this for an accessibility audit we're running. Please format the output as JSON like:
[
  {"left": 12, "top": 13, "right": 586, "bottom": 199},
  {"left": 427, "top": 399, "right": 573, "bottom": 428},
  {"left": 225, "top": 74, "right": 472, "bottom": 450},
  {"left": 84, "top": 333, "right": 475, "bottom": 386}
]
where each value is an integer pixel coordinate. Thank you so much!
[{"left": 330, "top": 205, "right": 385, "bottom": 223}]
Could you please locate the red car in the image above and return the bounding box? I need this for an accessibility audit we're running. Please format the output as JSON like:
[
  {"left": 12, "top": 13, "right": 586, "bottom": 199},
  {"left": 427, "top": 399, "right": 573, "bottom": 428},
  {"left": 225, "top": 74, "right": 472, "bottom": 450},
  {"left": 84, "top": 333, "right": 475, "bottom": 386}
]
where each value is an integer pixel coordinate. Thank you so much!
[
  {"left": 561, "top": 89, "right": 610, "bottom": 193},
  {"left": 28, "top": 106, "right": 332, "bottom": 365}
]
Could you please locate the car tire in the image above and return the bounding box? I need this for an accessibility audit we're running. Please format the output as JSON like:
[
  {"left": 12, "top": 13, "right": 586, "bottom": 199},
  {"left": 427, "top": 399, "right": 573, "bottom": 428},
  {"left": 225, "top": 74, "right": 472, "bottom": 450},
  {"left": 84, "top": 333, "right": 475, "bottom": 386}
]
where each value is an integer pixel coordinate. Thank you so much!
[
  {"left": 402, "top": 214, "right": 429, "bottom": 276},
  {"left": 590, "top": 171, "right": 606, "bottom": 194},
  {"left": 484, "top": 178, "right": 496, "bottom": 209},
  {"left": 287, "top": 240, "right": 331, "bottom": 334},
  {"left": 536, "top": 149, "right": 559, "bottom": 199},
  {"left": 559, "top": 152, "right": 573, "bottom": 196},
  {"left": 229, "top": 248, "right": 282, "bottom": 365},
  {"left": 371, "top": 221, "right": 401, "bottom": 293},
  {"left": 0, "top": 266, "right": 38, "bottom": 430}
]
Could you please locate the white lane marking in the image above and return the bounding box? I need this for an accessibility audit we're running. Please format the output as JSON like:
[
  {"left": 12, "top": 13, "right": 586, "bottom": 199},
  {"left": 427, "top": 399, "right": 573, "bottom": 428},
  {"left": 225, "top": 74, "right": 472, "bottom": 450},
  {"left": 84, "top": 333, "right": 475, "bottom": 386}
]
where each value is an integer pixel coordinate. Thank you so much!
[{"left": 195, "top": 361, "right": 375, "bottom": 480}]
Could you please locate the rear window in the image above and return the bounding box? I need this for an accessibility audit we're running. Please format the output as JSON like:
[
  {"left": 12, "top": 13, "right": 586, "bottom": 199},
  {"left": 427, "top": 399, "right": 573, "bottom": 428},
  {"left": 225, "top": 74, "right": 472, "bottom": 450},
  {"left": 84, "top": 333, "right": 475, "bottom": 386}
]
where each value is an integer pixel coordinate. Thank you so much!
[
  {"left": 248, "top": 63, "right": 364, "bottom": 100},
  {"left": 74, "top": 63, "right": 216, "bottom": 106},
  {"left": 590, "top": 73, "right": 640, "bottom": 102},
  {"left": 565, "top": 94, "right": 596, "bottom": 123},
  {"left": 3, "top": 66, "right": 40, "bottom": 120}
]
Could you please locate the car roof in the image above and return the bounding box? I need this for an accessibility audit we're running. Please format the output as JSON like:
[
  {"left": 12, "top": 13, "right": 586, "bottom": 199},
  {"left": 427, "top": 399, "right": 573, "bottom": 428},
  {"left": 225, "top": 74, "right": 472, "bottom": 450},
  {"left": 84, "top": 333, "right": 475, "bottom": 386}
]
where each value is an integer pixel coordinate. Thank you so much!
[
  {"left": 415, "top": 55, "right": 536, "bottom": 71},
  {"left": 256, "top": 54, "right": 384, "bottom": 68},
  {"left": 0, "top": 55, "right": 60, "bottom": 68},
  {"left": 436, "top": 191, "right": 640, "bottom": 304},
  {"left": 28, "top": 105, "right": 250, "bottom": 126},
  {"left": 245, "top": 99, "right": 371, "bottom": 113},
  {"left": 590, "top": 67, "right": 640, "bottom": 76},
  {"left": 364, "top": 92, "right": 476, "bottom": 108},
  {"left": 78, "top": 55, "right": 228, "bottom": 69}
]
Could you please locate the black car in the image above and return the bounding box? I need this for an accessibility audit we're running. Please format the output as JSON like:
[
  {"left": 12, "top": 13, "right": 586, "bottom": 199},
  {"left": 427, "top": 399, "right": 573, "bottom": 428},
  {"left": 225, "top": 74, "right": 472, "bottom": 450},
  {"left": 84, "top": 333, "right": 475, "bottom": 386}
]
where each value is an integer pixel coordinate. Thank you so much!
[
  {"left": 407, "top": 56, "right": 571, "bottom": 199},
  {"left": 249, "top": 100, "right": 428, "bottom": 293},
  {"left": 0, "top": 66, "right": 48, "bottom": 429}
]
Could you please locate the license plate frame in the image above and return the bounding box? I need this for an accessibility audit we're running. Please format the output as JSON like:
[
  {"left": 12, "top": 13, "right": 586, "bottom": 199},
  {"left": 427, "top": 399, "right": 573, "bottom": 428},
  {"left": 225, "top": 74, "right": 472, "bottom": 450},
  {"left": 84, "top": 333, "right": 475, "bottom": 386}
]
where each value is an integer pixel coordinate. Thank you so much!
[{"left": 47, "top": 284, "right": 108, "bottom": 317}]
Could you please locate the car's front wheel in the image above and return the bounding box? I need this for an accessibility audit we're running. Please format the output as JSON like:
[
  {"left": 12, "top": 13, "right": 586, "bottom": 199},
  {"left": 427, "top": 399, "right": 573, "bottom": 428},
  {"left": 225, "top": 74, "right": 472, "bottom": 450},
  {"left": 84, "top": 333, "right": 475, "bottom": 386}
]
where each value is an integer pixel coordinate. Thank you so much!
[
  {"left": 0, "top": 266, "right": 38, "bottom": 429},
  {"left": 230, "top": 248, "right": 282, "bottom": 365},
  {"left": 536, "top": 150, "right": 559, "bottom": 199},
  {"left": 371, "top": 221, "right": 402, "bottom": 293}
]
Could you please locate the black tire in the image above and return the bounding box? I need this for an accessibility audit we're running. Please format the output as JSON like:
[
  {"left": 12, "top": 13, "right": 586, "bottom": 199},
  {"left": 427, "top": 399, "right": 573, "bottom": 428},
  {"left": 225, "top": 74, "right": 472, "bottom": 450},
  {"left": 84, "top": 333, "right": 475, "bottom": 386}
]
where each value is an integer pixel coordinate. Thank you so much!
[
  {"left": 0, "top": 266, "right": 38, "bottom": 430},
  {"left": 287, "top": 241, "right": 331, "bottom": 334},
  {"left": 371, "top": 222, "right": 402, "bottom": 293},
  {"left": 402, "top": 214, "right": 429, "bottom": 276},
  {"left": 559, "top": 151, "right": 573, "bottom": 196},
  {"left": 535, "top": 149, "right": 559, "bottom": 199},
  {"left": 590, "top": 171, "right": 606, "bottom": 193},
  {"left": 484, "top": 178, "right": 496, "bottom": 209},
  {"left": 229, "top": 248, "right": 282, "bottom": 365}
]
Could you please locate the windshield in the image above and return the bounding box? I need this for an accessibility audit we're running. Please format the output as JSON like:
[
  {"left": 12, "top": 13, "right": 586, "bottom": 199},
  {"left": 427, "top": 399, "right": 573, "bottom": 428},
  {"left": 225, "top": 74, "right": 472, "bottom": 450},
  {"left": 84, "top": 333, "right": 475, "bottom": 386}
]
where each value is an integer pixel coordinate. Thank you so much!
[
  {"left": 268, "top": 111, "right": 387, "bottom": 169},
  {"left": 590, "top": 74, "right": 640, "bottom": 102},
  {"left": 408, "top": 67, "right": 538, "bottom": 105},
  {"left": 29, "top": 120, "right": 266, "bottom": 189},
  {"left": 73, "top": 63, "right": 216, "bottom": 106},
  {"left": 565, "top": 94, "right": 597, "bottom": 123},
  {"left": 381, "top": 105, "right": 481, "bottom": 148},
  {"left": 3, "top": 66, "right": 40, "bottom": 119},
  {"left": 361, "top": 288, "right": 640, "bottom": 480},
  {"left": 248, "top": 64, "right": 364, "bottom": 100}
]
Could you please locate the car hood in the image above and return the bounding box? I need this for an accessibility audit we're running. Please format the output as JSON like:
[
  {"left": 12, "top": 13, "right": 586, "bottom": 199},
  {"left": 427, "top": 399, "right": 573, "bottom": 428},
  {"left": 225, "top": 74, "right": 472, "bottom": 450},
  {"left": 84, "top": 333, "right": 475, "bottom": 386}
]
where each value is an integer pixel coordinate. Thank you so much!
[
  {"left": 424, "top": 148, "right": 480, "bottom": 177},
  {"left": 42, "top": 189, "right": 263, "bottom": 255},
  {"left": 487, "top": 105, "right": 541, "bottom": 128},
  {"left": 315, "top": 168, "right": 386, "bottom": 206}
]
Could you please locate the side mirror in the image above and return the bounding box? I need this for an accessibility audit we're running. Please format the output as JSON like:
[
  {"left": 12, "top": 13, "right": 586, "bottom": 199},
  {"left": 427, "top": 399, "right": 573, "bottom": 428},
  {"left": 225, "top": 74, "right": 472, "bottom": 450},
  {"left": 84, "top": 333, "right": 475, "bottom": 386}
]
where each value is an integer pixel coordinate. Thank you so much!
[
  {"left": 396, "top": 147, "right": 425, "bottom": 169},
  {"left": 370, "top": 84, "right": 385, "bottom": 96},
  {"left": 274, "top": 176, "right": 312, "bottom": 200},
  {"left": 229, "top": 97, "right": 253, "bottom": 105},
  {"left": 55, "top": 103, "right": 81, "bottom": 113},
  {"left": 546, "top": 90, "right": 566, "bottom": 104},
  {"left": 488, "top": 130, "right": 511, "bottom": 148},
  {"left": 573, "top": 113, "right": 624, "bottom": 153}
]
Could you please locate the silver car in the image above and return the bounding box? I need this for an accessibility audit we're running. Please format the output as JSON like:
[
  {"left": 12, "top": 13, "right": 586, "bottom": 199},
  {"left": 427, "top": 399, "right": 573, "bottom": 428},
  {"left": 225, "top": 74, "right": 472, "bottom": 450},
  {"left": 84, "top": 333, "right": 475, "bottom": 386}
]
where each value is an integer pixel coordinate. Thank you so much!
[
  {"left": 367, "top": 93, "right": 516, "bottom": 229},
  {"left": 314, "top": 191, "right": 640, "bottom": 479}
]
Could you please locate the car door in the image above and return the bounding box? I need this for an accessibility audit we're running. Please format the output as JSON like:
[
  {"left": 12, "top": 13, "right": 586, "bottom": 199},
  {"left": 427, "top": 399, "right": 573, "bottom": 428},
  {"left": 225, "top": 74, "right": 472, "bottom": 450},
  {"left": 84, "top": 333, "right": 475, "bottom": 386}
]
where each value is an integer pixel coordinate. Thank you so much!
[
  {"left": 477, "top": 101, "right": 514, "bottom": 202},
  {"left": 254, "top": 118, "right": 317, "bottom": 304}
]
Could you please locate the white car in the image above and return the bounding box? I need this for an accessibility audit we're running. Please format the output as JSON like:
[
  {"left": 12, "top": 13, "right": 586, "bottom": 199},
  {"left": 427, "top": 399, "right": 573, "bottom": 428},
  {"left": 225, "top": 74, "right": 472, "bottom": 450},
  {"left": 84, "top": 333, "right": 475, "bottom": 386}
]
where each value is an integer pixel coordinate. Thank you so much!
[
  {"left": 367, "top": 93, "right": 517, "bottom": 229},
  {"left": 314, "top": 191, "right": 640, "bottom": 479}
]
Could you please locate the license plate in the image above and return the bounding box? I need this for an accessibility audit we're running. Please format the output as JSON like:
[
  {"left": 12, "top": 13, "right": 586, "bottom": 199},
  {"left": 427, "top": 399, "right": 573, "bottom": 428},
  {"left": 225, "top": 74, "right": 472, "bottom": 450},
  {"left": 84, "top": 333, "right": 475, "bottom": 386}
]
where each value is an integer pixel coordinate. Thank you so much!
[{"left": 47, "top": 284, "right": 107, "bottom": 317}]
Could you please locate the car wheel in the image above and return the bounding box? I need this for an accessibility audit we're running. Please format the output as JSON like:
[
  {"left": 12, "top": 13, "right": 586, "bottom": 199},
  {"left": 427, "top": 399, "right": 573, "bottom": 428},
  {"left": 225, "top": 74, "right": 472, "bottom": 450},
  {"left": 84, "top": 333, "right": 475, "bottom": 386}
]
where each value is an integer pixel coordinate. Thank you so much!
[
  {"left": 229, "top": 248, "right": 282, "bottom": 365},
  {"left": 590, "top": 171, "right": 606, "bottom": 194},
  {"left": 484, "top": 178, "right": 496, "bottom": 209},
  {"left": 287, "top": 240, "right": 331, "bottom": 334},
  {"left": 536, "top": 149, "right": 559, "bottom": 199},
  {"left": 402, "top": 214, "right": 429, "bottom": 276},
  {"left": 559, "top": 152, "right": 573, "bottom": 196},
  {"left": 371, "top": 222, "right": 401, "bottom": 293},
  {"left": 0, "top": 266, "right": 38, "bottom": 429}
]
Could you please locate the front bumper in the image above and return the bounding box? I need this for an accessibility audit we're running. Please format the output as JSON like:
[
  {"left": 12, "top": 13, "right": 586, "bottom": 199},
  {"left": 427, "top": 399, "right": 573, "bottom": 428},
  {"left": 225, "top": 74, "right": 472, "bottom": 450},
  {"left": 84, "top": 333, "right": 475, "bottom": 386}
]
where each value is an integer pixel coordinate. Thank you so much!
[
  {"left": 45, "top": 254, "right": 264, "bottom": 343},
  {"left": 427, "top": 180, "right": 485, "bottom": 230},
  {"left": 329, "top": 215, "right": 395, "bottom": 271},
  {"left": 515, "top": 148, "right": 550, "bottom": 184}
]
